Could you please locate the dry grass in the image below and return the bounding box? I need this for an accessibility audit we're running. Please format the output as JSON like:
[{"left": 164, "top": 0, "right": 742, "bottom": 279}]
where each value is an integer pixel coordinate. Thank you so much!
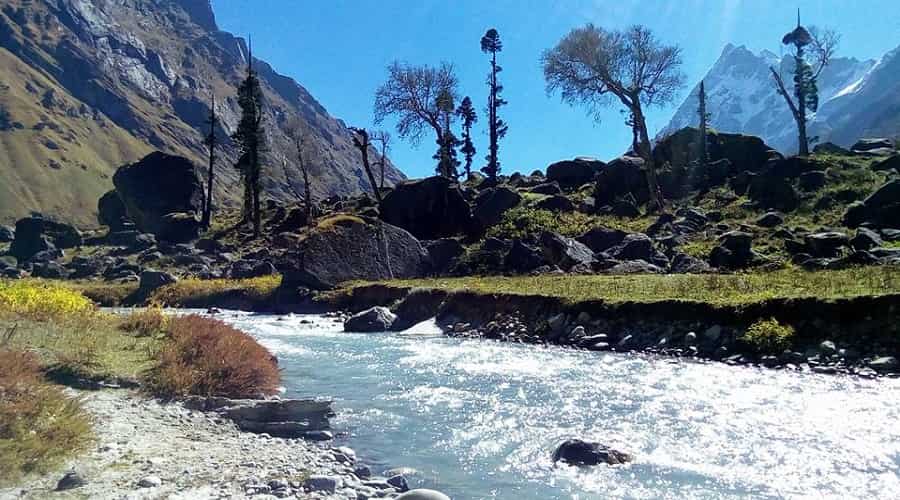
[
  {"left": 350, "top": 265, "right": 900, "bottom": 307},
  {"left": 118, "top": 306, "right": 168, "bottom": 337},
  {"left": 145, "top": 315, "right": 280, "bottom": 399},
  {"left": 0, "top": 347, "right": 92, "bottom": 485},
  {"left": 149, "top": 275, "right": 281, "bottom": 307}
]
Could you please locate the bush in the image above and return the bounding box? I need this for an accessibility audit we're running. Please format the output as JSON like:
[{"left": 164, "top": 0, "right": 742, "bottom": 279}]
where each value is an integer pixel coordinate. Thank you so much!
[
  {"left": 146, "top": 315, "right": 280, "bottom": 399},
  {"left": 488, "top": 207, "right": 597, "bottom": 239},
  {"left": 743, "top": 318, "right": 795, "bottom": 354},
  {"left": 0, "top": 348, "right": 92, "bottom": 483},
  {"left": 118, "top": 306, "right": 167, "bottom": 337},
  {"left": 0, "top": 281, "right": 94, "bottom": 320}
]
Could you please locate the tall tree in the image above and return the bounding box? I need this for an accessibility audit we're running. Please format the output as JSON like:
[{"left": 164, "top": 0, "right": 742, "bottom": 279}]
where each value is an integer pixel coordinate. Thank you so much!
[
  {"left": 374, "top": 61, "right": 458, "bottom": 176},
  {"left": 201, "top": 94, "right": 219, "bottom": 229},
  {"left": 434, "top": 89, "right": 460, "bottom": 179},
  {"left": 770, "top": 12, "right": 839, "bottom": 156},
  {"left": 286, "top": 119, "right": 315, "bottom": 227},
  {"left": 350, "top": 127, "right": 382, "bottom": 204},
  {"left": 481, "top": 28, "right": 507, "bottom": 183},
  {"left": 233, "top": 39, "right": 266, "bottom": 236},
  {"left": 371, "top": 130, "right": 391, "bottom": 189},
  {"left": 542, "top": 24, "right": 685, "bottom": 211},
  {"left": 697, "top": 80, "right": 710, "bottom": 169},
  {"left": 455, "top": 96, "right": 477, "bottom": 179}
]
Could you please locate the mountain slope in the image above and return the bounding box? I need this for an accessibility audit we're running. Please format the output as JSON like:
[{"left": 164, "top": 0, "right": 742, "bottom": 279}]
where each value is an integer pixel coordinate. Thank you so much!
[
  {"left": 0, "top": 0, "right": 404, "bottom": 226},
  {"left": 659, "top": 44, "right": 882, "bottom": 153}
]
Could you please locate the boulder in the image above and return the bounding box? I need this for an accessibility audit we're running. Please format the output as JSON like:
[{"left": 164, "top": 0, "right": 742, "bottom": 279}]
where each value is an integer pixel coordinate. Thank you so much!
[
  {"left": 380, "top": 176, "right": 473, "bottom": 239},
  {"left": 804, "top": 231, "right": 849, "bottom": 258},
  {"left": 344, "top": 306, "right": 397, "bottom": 332},
  {"left": 107, "top": 231, "right": 156, "bottom": 252},
  {"left": 423, "top": 239, "right": 465, "bottom": 275},
  {"left": 851, "top": 138, "right": 894, "bottom": 154},
  {"left": 539, "top": 232, "right": 596, "bottom": 270},
  {"left": 139, "top": 270, "right": 176, "bottom": 292},
  {"left": 594, "top": 156, "right": 647, "bottom": 206},
  {"left": 653, "top": 128, "right": 773, "bottom": 183},
  {"left": 504, "top": 240, "right": 546, "bottom": 273},
  {"left": 871, "top": 155, "right": 900, "bottom": 173},
  {"left": 577, "top": 227, "right": 628, "bottom": 253},
  {"left": 813, "top": 142, "right": 851, "bottom": 155},
  {"left": 9, "top": 215, "right": 81, "bottom": 261},
  {"left": 535, "top": 195, "right": 575, "bottom": 212},
  {"left": 112, "top": 152, "right": 203, "bottom": 242},
  {"left": 609, "top": 198, "right": 641, "bottom": 218},
  {"left": 670, "top": 253, "right": 711, "bottom": 274},
  {"left": 748, "top": 175, "right": 798, "bottom": 212},
  {"left": 869, "top": 356, "right": 899, "bottom": 373},
  {"left": 546, "top": 157, "right": 603, "bottom": 188},
  {"left": 281, "top": 216, "right": 428, "bottom": 289},
  {"left": 0, "top": 225, "right": 14, "bottom": 242},
  {"left": 552, "top": 439, "right": 632, "bottom": 466},
  {"left": 274, "top": 206, "right": 310, "bottom": 233},
  {"left": 608, "top": 233, "right": 668, "bottom": 268},
  {"left": 473, "top": 186, "right": 522, "bottom": 229},
  {"left": 798, "top": 170, "right": 827, "bottom": 191},
  {"left": 228, "top": 259, "right": 277, "bottom": 279},
  {"left": 184, "top": 396, "right": 334, "bottom": 438},
  {"left": 97, "top": 190, "right": 129, "bottom": 231},
  {"left": 396, "top": 490, "right": 451, "bottom": 500},
  {"left": 843, "top": 180, "right": 900, "bottom": 228},
  {"left": 709, "top": 231, "right": 764, "bottom": 270},
  {"left": 529, "top": 181, "right": 563, "bottom": 196},
  {"left": 605, "top": 260, "right": 664, "bottom": 274},
  {"left": 32, "top": 261, "right": 68, "bottom": 279},
  {"left": 756, "top": 212, "right": 784, "bottom": 228},
  {"left": 850, "top": 228, "right": 884, "bottom": 250},
  {"left": 55, "top": 471, "right": 86, "bottom": 491}
]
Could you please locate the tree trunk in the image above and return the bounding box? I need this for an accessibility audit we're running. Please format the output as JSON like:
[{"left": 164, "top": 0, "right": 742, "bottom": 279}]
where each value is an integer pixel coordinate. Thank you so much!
[
  {"left": 203, "top": 143, "right": 215, "bottom": 229},
  {"left": 633, "top": 106, "right": 664, "bottom": 212}
]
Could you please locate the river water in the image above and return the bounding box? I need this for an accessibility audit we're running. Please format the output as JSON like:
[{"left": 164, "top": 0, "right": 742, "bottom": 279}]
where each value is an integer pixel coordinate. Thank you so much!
[{"left": 219, "top": 310, "right": 900, "bottom": 499}]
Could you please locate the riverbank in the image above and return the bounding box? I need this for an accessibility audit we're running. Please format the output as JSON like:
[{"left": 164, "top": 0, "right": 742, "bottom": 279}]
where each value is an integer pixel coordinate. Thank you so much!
[{"left": 0, "top": 388, "right": 403, "bottom": 499}]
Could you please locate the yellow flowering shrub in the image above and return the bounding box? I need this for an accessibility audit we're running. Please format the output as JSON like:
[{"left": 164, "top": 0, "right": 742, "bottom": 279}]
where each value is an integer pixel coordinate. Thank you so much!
[{"left": 0, "top": 281, "right": 95, "bottom": 320}]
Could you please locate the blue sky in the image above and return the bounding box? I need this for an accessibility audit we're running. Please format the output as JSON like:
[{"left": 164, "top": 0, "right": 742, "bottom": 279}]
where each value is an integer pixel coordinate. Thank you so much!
[{"left": 211, "top": 0, "right": 900, "bottom": 178}]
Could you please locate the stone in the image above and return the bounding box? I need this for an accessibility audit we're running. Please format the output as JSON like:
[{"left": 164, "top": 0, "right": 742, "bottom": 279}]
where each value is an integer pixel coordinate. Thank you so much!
[
  {"left": 605, "top": 260, "right": 664, "bottom": 274},
  {"left": 546, "top": 157, "right": 602, "bottom": 188},
  {"left": 850, "top": 228, "right": 883, "bottom": 250},
  {"left": 610, "top": 198, "right": 641, "bottom": 218},
  {"left": 228, "top": 259, "right": 277, "bottom": 279},
  {"left": 748, "top": 174, "right": 798, "bottom": 212},
  {"left": 805, "top": 232, "right": 849, "bottom": 258},
  {"left": 552, "top": 438, "right": 633, "bottom": 466},
  {"left": 670, "top": 253, "right": 711, "bottom": 274},
  {"left": 653, "top": 128, "right": 772, "bottom": 181},
  {"left": 608, "top": 233, "right": 667, "bottom": 268},
  {"left": 819, "top": 341, "right": 837, "bottom": 356},
  {"left": 280, "top": 217, "right": 429, "bottom": 290},
  {"left": 539, "top": 231, "right": 596, "bottom": 270},
  {"left": 9, "top": 215, "right": 81, "bottom": 261},
  {"left": 32, "top": 261, "right": 68, "bottom": 279},
  {"left": 756, "top": 212, "right": 784, "bottom": 228},
  {"left": 138, "top": 475, "right": 162, "bottom": 488},
  {"left": 851, "top": 138, "right": 894, "bottom": 154},
  {"left": 139, "top": 270, "right": 176, "bottom": 292},
  {"left": 387, "top": 475, "right": 410, "bottom": 492},
  {"left": 380, "top": 176, "right": 473, "bottom": 239},
  {"left": 535, "top": 195, "right": 576, "bottom": 212},
  {"left": 303, "top": 475, "right": 338, "bottom": 494},
  {"left": 594, "top": 156, "right": 647, "bottom": 206},
  {"left": 577, "top": 227, "right": 628, "bottom": 253},
  {"left": 396, "top": 489, "right": 452, "bottom": 500},
  {"left": 798, "top": 170, "right": 827, "bottom": 191},
  {"left": 344, "top": 307, "right": 397, "bottom": 332},
  {"left": 869, "top": 356, "right": 899, "bottom": 372},
  {"left": 843, "top": 180, "right": 900, "bottom": 227},
  {"left": 473, "top": 186, "right": 522, "bottom": 229},
  {"left": 504, "top": 240, "right": 546, "bottom": 273},
  {"left": 529, "top": 181, "right": 563, "bottom": 196},
  {"left": 183, "top": 396, "right": 334, "bottom": 438},
  {"left": 353, "top": 465, "right": 372, "bottom": 479},
  {"left": 423, "top": 238, "right": 465, "bottom": 275},
  {"left": 56, "top": 471, "right": 86, "bottom": 491},
  {"left": 113, "top": 152, "right": 203, "bottom": 242},
  {"left": 871, "top": 154, "right": 900, "bottom": 173},
  {"left": 303, "top": 430, "right": 333, "bottom": 441},
  {"left": 0, "top": 225, "right": 14, "bottom": 242},
  {"left": 813, "top": 142, "right": 850, "bottom": 155},
  {"left": 97, "top": 190, "right": 129, "bottom": 231}
]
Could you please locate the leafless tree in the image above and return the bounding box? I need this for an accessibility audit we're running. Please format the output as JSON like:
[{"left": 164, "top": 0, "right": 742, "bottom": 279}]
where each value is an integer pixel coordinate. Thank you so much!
[
  {"left": 374, "top": 61, "right": 458, "bottom": 172},
  {"left": 371, "top": 130, "right": 391, "bottom": 189},
  {"left": 349, "top": 127, "right": 382, "bottom": 204},
  {"left": 542, "top": 24, "right": 685, "bottom": 211},
  {"left": 770, "top": 19, "right": 840, "bottom": 156},
  {"left": 285, "top": 118, "right": 316, "bottom": 227}
]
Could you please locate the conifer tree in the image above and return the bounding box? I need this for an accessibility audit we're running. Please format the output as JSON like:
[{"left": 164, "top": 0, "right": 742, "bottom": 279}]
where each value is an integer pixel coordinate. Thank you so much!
[
  {"left": 201, "top": 94, "right": 219, "bottom": 229},
  {"left": 697, "top": 80, "right": 710, "bottom": 169},
  {"left": 232, "top": 38, "right": 266, "bottom": 236},
  {"left": 434, "top": 89, "right": 460, "bottom": 179},
  {"left": 481, "top": 28, "right": 507, "bottom": 183},
  {"left": 455, "top": 96, "right": 477, "bottom": 179}
]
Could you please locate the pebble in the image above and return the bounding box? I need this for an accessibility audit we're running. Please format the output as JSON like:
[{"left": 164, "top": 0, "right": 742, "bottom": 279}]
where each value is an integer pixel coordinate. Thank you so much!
[{"left": 55, "top": 471, "right": 86, "bottom": 491}]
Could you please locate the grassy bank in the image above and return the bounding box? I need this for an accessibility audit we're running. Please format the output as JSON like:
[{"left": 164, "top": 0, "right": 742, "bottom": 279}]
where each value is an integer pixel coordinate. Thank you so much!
[{"left": 346, "top": 265, "right": 900, "bottom": 307}]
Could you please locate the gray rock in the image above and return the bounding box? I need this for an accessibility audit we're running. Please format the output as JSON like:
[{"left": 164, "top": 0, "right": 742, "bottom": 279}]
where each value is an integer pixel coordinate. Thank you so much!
[
  {"left": 9, "top": 215, "right": 81, "bottom": 261},
  {"left": 353, "top": 465, "right": 372, "bottom": 479},
  {"left": 387, "top": 475, "right": 410, "bottom": 492},
  {"left": 0, "top": 225, "right": 14, "bottom": 242},
  {"left": 473, "top": 186, "right": 522, "bottom": 229},
  {"left": 344, "top": 306, "right": 397, "bottom": 332},
  {"left": 869, "top": 356, "right": 899, "bottom": 372},
  {"left": 183, "top": 396, "right": 334, "bottom": 438},
  {"left": 138, "top": 475, "right": 162, "bottom": 488},
  {"left": 56, "top": 471, "right": 86, "bottom": 491},
  {"left": 552, "top": 438, "right": 633, "bottom": 466},
  {"left": 303, "top": 475, "right": 338, "bottom": 494},
  {"left": 380, "top": 176, "right": 473, "bottom": 239},
  {"left": 819, "top": 341, "right": 838, "bottom": 356},
  {"left": 805, "top": 232, "right": 849, "bottom": 258},
  {"left": 396, "top": 489, "right": 452, "bottom": 500},
  {"left": 139, "top": 269, "right": 176, "bottom": 292},
  {"left": 539, "top": 231, "right": 596, "bottom": 270},
  {"left": 303, "top": 430, "right": 334, "bottom": 441},
  {"left": 756, "top": 212, "right": 784, "bottom": 228},
  {"left": 703, "top": 325, "right": 723, "bottom": 343},
  {"left": 546, "top": 157, "right": 602, "bottom": 188}
]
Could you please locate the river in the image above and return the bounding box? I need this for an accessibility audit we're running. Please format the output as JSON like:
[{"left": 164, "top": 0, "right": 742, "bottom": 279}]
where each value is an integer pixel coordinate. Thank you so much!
[{"left": 219, "top": 310, "right": 900, "bottom": 499}]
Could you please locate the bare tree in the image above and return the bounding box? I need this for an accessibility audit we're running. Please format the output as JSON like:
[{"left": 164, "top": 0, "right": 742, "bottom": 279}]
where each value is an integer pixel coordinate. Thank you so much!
[
  {"left": 349, "top": 127, "right": 382, "bottom": 204},
  {"left": 770, "top": 15, "right": 839, "bottom": 156},
  {"left": 201, "top": 94, "right": 219, "bottom": 229},
  {"left": 285, "top": 119, "right": 316, "bottom": 227},
  {"left": 374, "top": 61, "right": 458, "bottom": 174},
  {"left": 542, "top": 24, "right": 685, "bottom": 211},
  {"left": 371, "top": 130, "right": 391, "bottom": 189}
]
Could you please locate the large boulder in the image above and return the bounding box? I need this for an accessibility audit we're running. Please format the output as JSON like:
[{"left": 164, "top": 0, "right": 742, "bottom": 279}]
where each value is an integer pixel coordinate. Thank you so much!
[
  {"left": 0, "top": 225, "right": 14, "bottom": 242},
  {"left": 608, "top": 233, "right": 669, "bottom": 268},
  {"left": 872, "top": 155, "right": 900, "bottom": 173},
  {"left": 546, "top": 157, "right": 603, "bottom": 189},
  {"left": 539, "top": 231, "right": 595, "bottom": 270},
  {"left": 423, "top": 239, "right": 465, "bottom": 275},
  {"left": 379, "top": 176, "right": 473, "bottom": 240},
  {"left": 504, "top": 240, "right": 547, "bottom": 273},
  {"left": 653, "top": 128, "right": 773, "bottom": 183},
  {"left": 97, "top": 190, "right": 129, "bottom": 231},
  {"left": 281, "top": 216, "right": 429, "bottom": 289},
  {"left": 9, "top": 215, "right": 82, "bottom": 261},
  {"left": 747, "top": 174, "right": 798, "bottom": 212},
  {"left": 344, "top": 306, "right": 397, "bottom": 332},
  {"left": 552, "top": 439, "right": 633, "bottom": 466},
  {"left": 112, "top": 152, "right": 204, "bottom": 242},
  {"left": 473, "top": 187, "right": 522, "bottom": 229},
  {"left": 594, "top": 156, "right": 648, "bottom": 206},
  {"left": 851, "top": 138, "right": 895, "bottom": 155},
  {"left": 577, "top": 227, "right": 628, "bottom": 253},
  {"left": 805, "top": 231, "right": 849, "bottom": 258},
  {"left": 843, "top": 180, "right": 900, "bottom": 227}
]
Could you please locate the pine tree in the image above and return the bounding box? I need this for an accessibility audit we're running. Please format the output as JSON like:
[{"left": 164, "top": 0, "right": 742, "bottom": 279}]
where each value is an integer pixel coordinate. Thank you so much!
[
  {"left": 434, "top": 89, "right": 460, "bottom": 179},
  {"left": 455, "top": 96, "right": 477, "bottom": 179},
  {"left": 481, "top": 28, "right": 507, "bottom": 183},
  {"left": 697, "top": 80, "right": 710, "bottom": 168},
  {"left": 201, "top": 94, "right": 219, "bottom": 229},
  {"left": 232, "top": 38, "right": 266, "bottom": 236}
]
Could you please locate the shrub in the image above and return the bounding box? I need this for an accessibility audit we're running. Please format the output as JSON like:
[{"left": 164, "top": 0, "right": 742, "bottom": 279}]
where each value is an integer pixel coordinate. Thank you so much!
[
  {"left": 743, "top": 318, "right": 795, "bottom": 354},
  {"left": 146, "top": 315, "right": 280, "bottom": 399},
  {"left": 118, "top": 306, "right": 168, "bottom": 337},
  {"left": 0, "top": 281, "right": 94, "bottom": 320},
  {"left": 488, "top": 207, "right": 597, "bottom": 239},
  {"left": 0, "top": 349, "right": 92, "bottom": 483}
]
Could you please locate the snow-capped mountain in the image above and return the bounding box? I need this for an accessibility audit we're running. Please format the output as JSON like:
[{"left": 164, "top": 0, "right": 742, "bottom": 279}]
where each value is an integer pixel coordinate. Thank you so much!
[{"left": 658, "top": 43, "right": 898, "bottom": 153}]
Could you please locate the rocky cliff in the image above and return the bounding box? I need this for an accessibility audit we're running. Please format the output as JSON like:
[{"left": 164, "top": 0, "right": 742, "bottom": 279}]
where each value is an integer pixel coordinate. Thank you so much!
[{"left": 0, "top": 0, "right": 404, "bottom": 226}]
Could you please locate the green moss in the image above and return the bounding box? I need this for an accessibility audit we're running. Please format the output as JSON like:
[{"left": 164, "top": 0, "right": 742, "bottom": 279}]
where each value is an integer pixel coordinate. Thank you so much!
[{"left": 743, "top": 318, "right": 795, "bottom": 354}]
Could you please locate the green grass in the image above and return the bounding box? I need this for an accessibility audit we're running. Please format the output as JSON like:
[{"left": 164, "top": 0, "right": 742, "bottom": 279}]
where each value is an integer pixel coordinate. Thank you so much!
[
  {"left": 351, "top": 265, "right": 900, "bottom": 307},
  {"left": 743, "top": 318, "right": 795, "bottom": 354},
  {"left": 487, "top": 206, "right": 654, "bottom": 240},
  {"left": 149, "top": 275, "right": 281, "bottom": 307}
]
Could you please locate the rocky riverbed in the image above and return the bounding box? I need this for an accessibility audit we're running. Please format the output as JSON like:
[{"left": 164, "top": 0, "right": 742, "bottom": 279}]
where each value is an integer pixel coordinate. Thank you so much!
[{"left": 0, "top": 390, "right": 417, "bottom": 499}]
